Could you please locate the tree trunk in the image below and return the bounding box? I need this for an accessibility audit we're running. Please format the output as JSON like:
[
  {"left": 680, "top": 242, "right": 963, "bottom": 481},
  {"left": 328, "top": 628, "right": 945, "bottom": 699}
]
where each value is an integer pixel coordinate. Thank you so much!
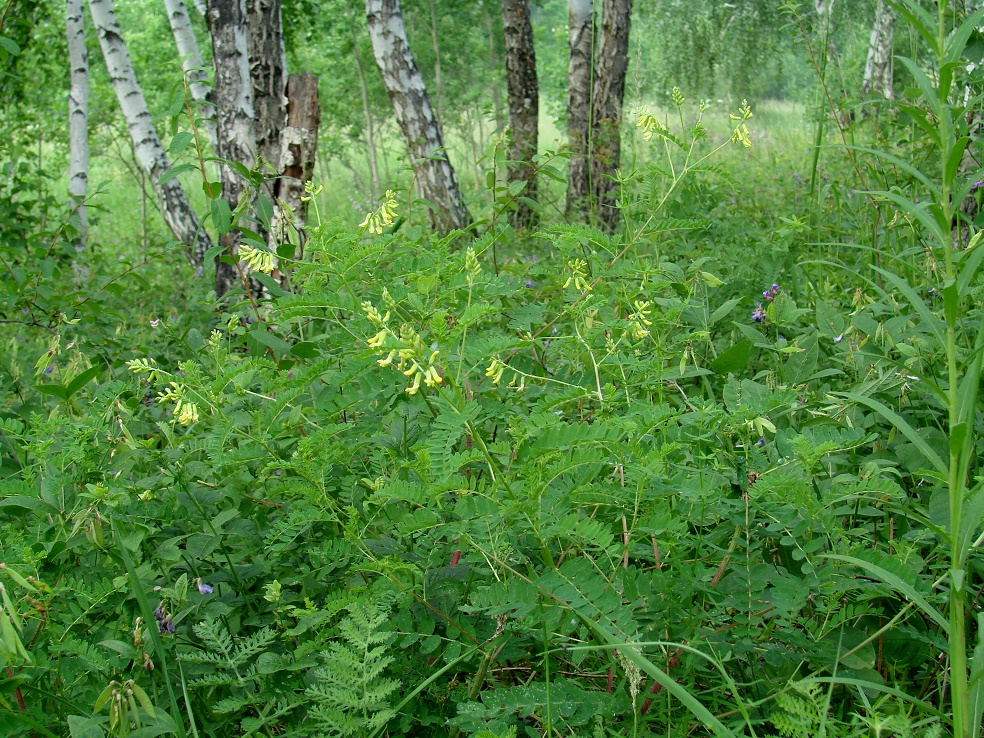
[
  {"left": 206, "top": 0, "right": 256, "bottom": 297},
  {"left": 353, "top": 38, "right": 381, "bottom": 199},
  {"left": 67, "top": 0, "right": 88, "bottom": 244},
  {"left": 246, "top": 0, "right": 286, "bottom": 199},
  {"left": 862, "top": 0, "right": 894, "bottom": 100},
  {"left": 590, "top": 0, "right": 631, "bottom": 232},
  {"left": 565, "top": 0, "right": 592, "bottom": 218},
  {"left": 164, "top": 0, "right": 217, "bottom": 152},
  {"left": 271, "top": 73, "right": 320, "bottom": 275},
  {"left": 365, "top": 0, "right": 470, "bottom": 233},
  {"left": 88, "top": 0, "right": 212, "bottom": 263},
  {"left": 502, "top": 0, "right": 539, "bottom": 229}
]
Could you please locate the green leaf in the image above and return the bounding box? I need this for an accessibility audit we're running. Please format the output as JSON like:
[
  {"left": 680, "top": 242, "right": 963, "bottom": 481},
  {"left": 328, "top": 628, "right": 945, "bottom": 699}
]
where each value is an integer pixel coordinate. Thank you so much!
[
  {"left": 709, "top": 341, "right": 751, "bottom": 375},
  {"left": 158, "top": 163, "right": 196, "bottom": 186},
  {"left": 0, "top": 496, "right": 56, "bottom": 514},
  {"left": 65, "top": 366, "right": 101, "bottom": 398},
  {"left": 0, "top": 37, "right": 21, "bottom": 56},
  {"left": 838, "top": 391, "right": 947, "bottom": 475},
  {"left": 821, "top": 554, "right": 948, "bottom": 633},
  {"left": 709, "top": 298, "right": 741, "bottom": 326},
  {"left": 249, "top": 326, "right": 291, "bottom": 353},
  {"left": 167, "top": 132, "right": 195, "bottom": 156},
  {"left": 68, "top": 715, "right": 106, "bottom": 738},
  {"left": 870, "top": 265, "right": 944, "bottom": 345},
  {"left": 210, "top": 198, "right": 232, "bottom": 235},
  {"left": 290, "top": 342, "right": 320, "bottom": 359},
  {"left": 35, "top": 384, "right": 69, "bottom": 400},
  {"left": 969, "top": 613, "right": 984, "bottom": 735}
]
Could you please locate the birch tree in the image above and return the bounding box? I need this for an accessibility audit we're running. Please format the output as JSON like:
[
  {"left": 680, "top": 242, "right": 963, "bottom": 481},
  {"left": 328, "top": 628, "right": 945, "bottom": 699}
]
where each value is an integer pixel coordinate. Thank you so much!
[
  {"left": 67, "top": 0, "right": 88, "bottom": 243},
  {"left": 163, "top": 0, "right": 217, "bottom": 151},
  {"left": 365, "top": 0, "right": 470, "bottom": 233},
  {"left": 88, "top": 0, "right": 213, "bottom": 263},
  {"left": 862, "top": 0, "right": 894, "bottom": 100},
  {"left": 502, "top": 0, "right": 539, "bottom": 229},
  {"left": 206, "top": 0, "right": 256, "bottom": 296},
  {"left": 591, "top": 0, "right": 631, "bottom": 231},
  {"left": 247, "top": 0, "right": 286, "bottom": 198},
  {"left": 565, "top": 0, "right": 593, "bottom": 217}
]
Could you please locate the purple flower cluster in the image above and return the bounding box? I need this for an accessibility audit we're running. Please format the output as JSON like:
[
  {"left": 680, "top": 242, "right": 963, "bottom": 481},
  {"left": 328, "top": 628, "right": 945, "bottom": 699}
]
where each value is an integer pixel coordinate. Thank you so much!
[
  {"left": 751, "top": 283, "right": 781, "bottom": 323},
  {"left": 154, "top": 603, "right": 174, "bottom": 634},
  {"left": 973, "top": 180, "right": 984, "bottom": 193}
]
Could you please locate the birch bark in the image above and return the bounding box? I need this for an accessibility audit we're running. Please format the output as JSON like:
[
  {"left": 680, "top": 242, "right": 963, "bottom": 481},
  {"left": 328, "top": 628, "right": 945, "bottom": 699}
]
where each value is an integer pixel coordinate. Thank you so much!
[
  {"left": 271, "top": 73, "right": 320, "bottom": 283},
  {"left": 590, "top": 0, "right": 631, "bottom": 231},
  {"left": 502, "top": 0, "right": 539, "bottom": 229},
  {"left": 206, "top": 0, "right": 256, "bottom": 296},
  {"left": 67, "top": 0, "right": 89, "bottom": 244},
  {"left": 163, "top": 0, "right": 217, "bottom": 151},
  {"left": 862, "top": 0, "right": 894, "bottom": 100},
  {"left": 246, "top": 0, "right": 286, "bottom": 199},
  {"left": 88, "top": 0, "right": 212, "bottom": 263},
  {"left": 565, "top": 0, "right": 592, "bottom": 217},
  {"left": 365, "top": 0, "right": 470, "bottom": 233}
]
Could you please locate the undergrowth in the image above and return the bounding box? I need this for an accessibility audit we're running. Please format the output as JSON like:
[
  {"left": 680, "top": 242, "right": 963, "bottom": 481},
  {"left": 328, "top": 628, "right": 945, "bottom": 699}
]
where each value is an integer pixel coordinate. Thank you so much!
[{"left": 2, "top": 3, "right": 984, "bottom": 736}]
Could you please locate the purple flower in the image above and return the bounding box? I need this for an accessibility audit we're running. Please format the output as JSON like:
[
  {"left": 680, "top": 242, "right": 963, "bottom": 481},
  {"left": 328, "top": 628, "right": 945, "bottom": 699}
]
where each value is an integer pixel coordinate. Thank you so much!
[
  {"left": 246, "top": 316, "right": 254, "bottom": 324},
  {"left": 274, "top": 470, "right": 282, "bottom": 476},
  {"left": 771, "top": 284, "right": 780, "bottom": 295},
  {"left": 524, "top": 280, "right": 536, "bottom": 289},
  {"left": 751, "top": 303, "right": 766, "bottom": 323},
  {"left": 972, "top": 180, "right": 983, "bottom": 192},
  {"left": 42, "top": 365, "right": 53, "bottom": 375},
  {"left": 756, "top": 437, "right": 765, "bottom": 447},
  {"left": 195, "top": 265, "right": 204, "bottom": 278},
  {"left": 763, "top": 290, "right": 773, "bottom": 301},
  {"left": 196, "top": 578, "right": 213, "bottom": 595}
]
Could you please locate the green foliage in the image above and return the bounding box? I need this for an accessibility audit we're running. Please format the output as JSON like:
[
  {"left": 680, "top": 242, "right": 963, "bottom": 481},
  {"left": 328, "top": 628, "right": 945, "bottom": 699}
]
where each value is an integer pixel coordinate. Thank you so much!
[
  {"left": 305, "top": 595, "right": 400, "bottom": 737},
  {"left": 3, "top": 4, "right": 984, "bottom": 737}
]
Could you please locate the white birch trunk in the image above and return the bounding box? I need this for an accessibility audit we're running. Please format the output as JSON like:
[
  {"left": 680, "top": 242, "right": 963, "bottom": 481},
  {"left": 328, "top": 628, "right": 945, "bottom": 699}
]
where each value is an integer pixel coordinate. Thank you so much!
[
  {"left": 365, "top": 0, "right": 470, "bottom": 233},
  {"left": 246, "top": 0, "right": 287, "bottom": 191},
  {"left": 862, "top": 0, "right": 894, "bottom": 100},
  {"left": 566, "top": 0, "right": 593, "bottom": 217},
  {"left": 88, "top": 0, "right": 212, "bottom": 263},
  {"left": 67, "top": 0, "right": 89, "bottom": 244},
  {"left": 163, "top": 0, "right": 217, "bottom": 151},
  {"left": 206, "top": 0, "right": 256, "bottom": 296}
]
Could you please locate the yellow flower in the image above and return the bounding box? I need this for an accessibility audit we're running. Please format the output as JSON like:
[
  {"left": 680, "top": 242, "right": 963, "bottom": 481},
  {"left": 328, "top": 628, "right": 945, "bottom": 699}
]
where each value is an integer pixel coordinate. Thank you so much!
[
  {"left": 368, "top": 329, "right": 390, "bottom": 349},
  {"left": 563, "top": 259, "right": 592, "bottom": 291},
  {"left": 485, "top": 357, "right": 506, "bottom": 385},
  {"left": 238, "top": 244, "right": 277, "bottom": 274},
  {"left": 360, "top": 190, "right": 399, "bottom": 234}
]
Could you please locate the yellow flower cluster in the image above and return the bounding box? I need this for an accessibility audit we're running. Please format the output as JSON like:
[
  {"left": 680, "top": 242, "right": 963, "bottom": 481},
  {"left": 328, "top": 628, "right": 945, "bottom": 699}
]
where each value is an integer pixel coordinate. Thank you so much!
[
  {"left": 238, "top": 244, "right": 277, "bottom": 274},
  {"left": 635, "top": 107, "right": 667, "bottom": 142},
  {"left": 363, "top": 301, "right": 443, "bottom": 395},
  {"left": 730, "top": 100, "right": 754, "bottom": 148},
  {"left": 158, "top": 382, "right": 200, "bottom": 426},
  {"left": 627, "top": 300, "right": 653, "bottom": 340},
  {"left": 360, "top": 190, "right": 399, "bottom": 234},
  {"left": 563, "top": 259, "right": 592, "bottom": 292}
]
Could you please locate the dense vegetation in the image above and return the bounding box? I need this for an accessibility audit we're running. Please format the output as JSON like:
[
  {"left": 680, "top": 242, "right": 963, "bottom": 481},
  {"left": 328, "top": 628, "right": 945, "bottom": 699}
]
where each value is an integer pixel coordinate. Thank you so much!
[{"left": 3, "top": 0, "right": 984, "bottom": 737}]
